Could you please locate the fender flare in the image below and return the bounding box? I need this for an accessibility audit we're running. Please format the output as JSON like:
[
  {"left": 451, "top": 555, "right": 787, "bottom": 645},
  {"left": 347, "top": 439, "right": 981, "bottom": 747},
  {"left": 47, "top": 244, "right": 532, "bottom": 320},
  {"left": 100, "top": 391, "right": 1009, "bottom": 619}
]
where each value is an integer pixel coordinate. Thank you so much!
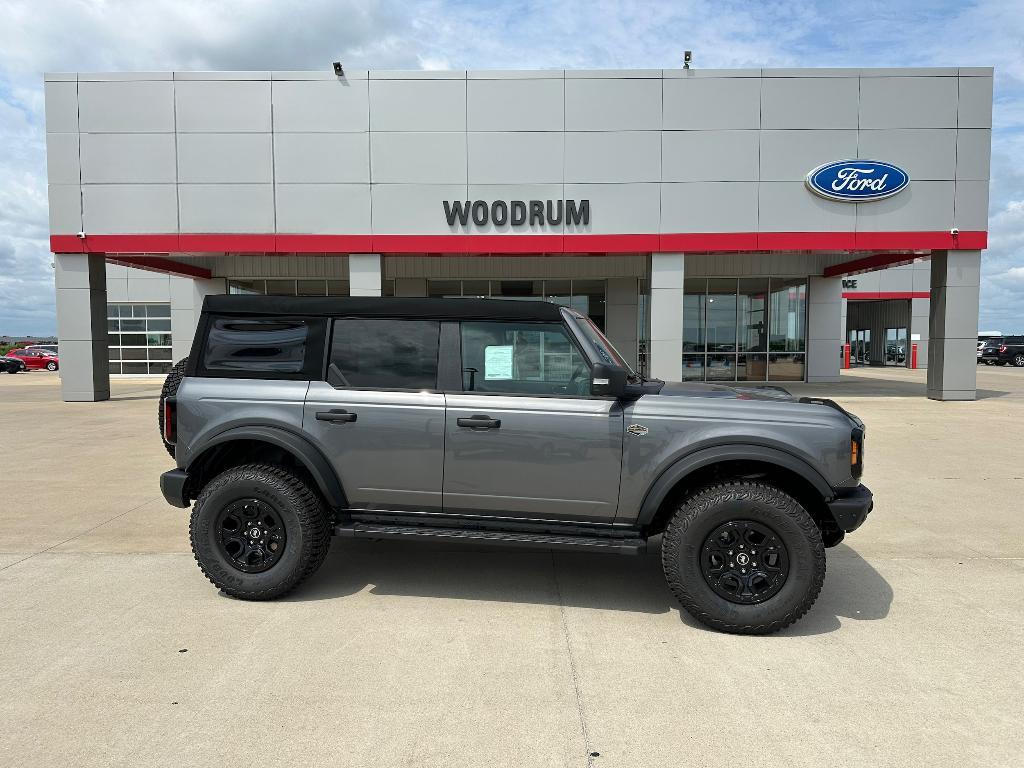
[
  {"left": 187, "top": 425, "right": 347, "bottom": 508},
  {"left": 636, "top": 444, "right": 833, "bottom": 527}
]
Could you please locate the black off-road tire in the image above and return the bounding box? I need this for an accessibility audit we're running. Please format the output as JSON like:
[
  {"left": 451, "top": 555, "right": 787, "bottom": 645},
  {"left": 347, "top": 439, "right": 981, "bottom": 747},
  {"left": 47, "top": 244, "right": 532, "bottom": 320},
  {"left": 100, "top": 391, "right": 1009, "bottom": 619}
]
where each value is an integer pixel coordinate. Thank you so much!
[
  {"left": 190, "top": 464, "right": 330, "bottom": 600},
  {"left": 158, "top": 357, "right": 189, "bottom": 458},
  {"left": 661, "top": 481, "right": 826, "bottom": 635}
]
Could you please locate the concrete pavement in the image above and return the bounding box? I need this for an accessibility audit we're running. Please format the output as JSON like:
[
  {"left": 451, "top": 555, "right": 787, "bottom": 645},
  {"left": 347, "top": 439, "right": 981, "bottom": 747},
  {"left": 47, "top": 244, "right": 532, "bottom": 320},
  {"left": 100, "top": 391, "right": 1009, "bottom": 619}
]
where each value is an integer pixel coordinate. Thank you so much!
[{"left": 1, "top": 368, "right": 1022, "bottom": 767}]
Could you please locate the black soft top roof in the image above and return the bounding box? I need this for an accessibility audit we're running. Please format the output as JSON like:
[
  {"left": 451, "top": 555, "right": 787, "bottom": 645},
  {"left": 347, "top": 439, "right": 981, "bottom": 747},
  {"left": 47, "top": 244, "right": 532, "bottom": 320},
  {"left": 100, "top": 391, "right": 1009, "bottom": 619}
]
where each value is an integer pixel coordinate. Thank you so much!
[{"left": 202, "top": 295, "right": 566, "bottom": 322}]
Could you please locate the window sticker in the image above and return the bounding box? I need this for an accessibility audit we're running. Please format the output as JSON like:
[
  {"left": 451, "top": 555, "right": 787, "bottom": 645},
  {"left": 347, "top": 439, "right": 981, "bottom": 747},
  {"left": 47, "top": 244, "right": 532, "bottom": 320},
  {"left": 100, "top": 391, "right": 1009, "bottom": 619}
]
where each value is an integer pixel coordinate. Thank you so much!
[{"left": 484, "top": 345, "right": 514, "bottom": 380}]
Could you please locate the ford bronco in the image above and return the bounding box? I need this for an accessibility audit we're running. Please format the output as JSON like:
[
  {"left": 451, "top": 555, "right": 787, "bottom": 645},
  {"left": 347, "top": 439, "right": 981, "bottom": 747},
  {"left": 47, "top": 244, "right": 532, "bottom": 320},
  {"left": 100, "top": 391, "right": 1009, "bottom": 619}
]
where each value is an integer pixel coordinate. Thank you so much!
[{"left": 160, "top": 296, "right": 872, "bottom": 634}]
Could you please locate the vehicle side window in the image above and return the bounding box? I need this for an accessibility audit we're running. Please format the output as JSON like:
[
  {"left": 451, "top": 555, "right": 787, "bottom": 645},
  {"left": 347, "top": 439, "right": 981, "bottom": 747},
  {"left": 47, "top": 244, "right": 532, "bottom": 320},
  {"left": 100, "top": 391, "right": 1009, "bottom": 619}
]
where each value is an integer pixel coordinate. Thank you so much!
[
  {"left": 459, "top": 321, "right": 589, "bottom": 396},
  {"left": 329, "top": 318, "right": 439, "bottom": 390},
  {"left": 200, "top": 316, "right": 324, "bottom": 379}
]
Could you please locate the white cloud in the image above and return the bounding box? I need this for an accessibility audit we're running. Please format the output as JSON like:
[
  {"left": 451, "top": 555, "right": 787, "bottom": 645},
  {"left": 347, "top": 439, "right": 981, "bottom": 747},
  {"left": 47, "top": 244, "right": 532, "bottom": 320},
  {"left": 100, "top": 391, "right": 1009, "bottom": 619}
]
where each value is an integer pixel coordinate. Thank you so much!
[{"left": 0, "top": 0, "right": 1022, "bottom": 333}]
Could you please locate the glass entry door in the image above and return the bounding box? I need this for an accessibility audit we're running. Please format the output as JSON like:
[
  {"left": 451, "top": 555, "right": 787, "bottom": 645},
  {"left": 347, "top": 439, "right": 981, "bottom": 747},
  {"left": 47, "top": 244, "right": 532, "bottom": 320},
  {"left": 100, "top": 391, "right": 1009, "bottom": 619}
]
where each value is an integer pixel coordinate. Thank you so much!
[
  {"left": 885, "top": 327, "right": 908, "bottom": 366},
  {"left": 849, "top": 329, "right": 871, "bottom": 366}
]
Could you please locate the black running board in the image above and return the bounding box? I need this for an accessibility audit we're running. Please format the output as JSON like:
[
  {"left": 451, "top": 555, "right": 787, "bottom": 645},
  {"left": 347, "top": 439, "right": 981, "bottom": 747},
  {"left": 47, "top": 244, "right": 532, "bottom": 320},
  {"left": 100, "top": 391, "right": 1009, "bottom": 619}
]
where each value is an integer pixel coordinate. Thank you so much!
[{"left": 334, "top": 522, "right": 646, "bottom": 555}]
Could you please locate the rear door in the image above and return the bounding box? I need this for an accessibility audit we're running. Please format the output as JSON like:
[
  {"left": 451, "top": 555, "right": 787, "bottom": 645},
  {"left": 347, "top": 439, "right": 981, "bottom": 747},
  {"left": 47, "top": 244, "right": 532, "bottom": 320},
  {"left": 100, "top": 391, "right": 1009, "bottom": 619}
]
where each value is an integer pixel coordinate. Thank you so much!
[
  {"left": 442, "top": 319, "right": 624, "bottom": 521},
  {"left": 303, "top": 317, "right": 446, "bottom": 512}
]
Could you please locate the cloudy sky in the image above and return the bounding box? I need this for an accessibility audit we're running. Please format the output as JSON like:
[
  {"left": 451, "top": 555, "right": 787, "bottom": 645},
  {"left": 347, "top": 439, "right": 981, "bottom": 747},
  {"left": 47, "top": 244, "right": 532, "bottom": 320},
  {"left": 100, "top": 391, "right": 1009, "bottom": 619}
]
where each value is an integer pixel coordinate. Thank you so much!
[{"left": 1, "top": 0, "right": 1022, "bottom": 334}]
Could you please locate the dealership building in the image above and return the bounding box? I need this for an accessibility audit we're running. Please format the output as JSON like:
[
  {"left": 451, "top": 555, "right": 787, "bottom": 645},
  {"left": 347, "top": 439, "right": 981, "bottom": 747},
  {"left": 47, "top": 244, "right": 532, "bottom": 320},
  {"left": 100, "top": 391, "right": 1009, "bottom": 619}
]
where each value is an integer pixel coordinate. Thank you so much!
[{"left": 44, "top": 66, "right": 992, "bottom": 400}]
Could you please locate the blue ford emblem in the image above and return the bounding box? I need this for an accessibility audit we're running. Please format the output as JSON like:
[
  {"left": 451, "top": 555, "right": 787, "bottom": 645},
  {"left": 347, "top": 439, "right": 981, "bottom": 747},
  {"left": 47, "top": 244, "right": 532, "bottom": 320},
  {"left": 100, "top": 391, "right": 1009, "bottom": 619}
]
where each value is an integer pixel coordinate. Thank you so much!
[{"left": 805, "top": 160, "right": 909, "bottom": 202}]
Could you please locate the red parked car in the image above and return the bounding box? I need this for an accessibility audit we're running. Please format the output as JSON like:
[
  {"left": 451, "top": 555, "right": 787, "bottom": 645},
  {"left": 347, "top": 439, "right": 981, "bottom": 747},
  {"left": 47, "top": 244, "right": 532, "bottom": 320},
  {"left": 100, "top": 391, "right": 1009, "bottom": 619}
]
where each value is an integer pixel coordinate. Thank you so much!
[{"left": 6, "top": 348, "right": 59, "bottom": 371}]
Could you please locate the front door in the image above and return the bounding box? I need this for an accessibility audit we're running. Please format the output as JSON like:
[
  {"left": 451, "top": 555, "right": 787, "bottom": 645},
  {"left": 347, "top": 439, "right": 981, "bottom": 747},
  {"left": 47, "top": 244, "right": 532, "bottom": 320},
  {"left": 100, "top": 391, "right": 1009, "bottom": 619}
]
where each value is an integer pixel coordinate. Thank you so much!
[
  {"left": 442, "top": 319, "right": 624, "bottom": 521},
  {"left": 303, "top": 318, "right": 446, "bottom": 511}
]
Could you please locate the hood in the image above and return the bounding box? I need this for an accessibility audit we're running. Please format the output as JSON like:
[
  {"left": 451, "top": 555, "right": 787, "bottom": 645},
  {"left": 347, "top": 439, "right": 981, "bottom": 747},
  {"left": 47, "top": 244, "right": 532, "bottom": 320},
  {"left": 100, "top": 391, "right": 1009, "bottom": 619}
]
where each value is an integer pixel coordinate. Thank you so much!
[{"left": 653, "top": 381, "right": 797, "bottom": 402}]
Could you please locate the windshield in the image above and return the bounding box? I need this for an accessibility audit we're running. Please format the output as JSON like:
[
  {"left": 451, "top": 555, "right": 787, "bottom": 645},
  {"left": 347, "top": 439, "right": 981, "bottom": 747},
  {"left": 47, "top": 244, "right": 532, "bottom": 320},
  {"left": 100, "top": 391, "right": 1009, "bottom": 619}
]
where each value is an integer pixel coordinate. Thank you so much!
[{"left": 564, "top": 309, "right": 637, "bottom": 379}]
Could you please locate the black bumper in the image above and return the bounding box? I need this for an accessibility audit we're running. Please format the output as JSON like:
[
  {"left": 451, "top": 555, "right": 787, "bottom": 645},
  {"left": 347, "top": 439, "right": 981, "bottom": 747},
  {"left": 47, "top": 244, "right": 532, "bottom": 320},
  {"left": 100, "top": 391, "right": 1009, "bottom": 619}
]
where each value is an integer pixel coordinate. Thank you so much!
[
  {"left": 827, "top": 484, "right": 873, "bottom": 532},
  {"left": 160, "top": 469, "right": 190, "bottom": 508}
]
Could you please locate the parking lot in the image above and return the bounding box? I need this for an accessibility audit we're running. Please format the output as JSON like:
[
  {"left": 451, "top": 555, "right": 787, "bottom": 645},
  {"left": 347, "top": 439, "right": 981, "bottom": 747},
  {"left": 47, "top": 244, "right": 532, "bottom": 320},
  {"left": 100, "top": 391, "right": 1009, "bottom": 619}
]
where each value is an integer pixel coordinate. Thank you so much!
[{"left": 1, "top": 367, "right": 1022, "bottom": 767}]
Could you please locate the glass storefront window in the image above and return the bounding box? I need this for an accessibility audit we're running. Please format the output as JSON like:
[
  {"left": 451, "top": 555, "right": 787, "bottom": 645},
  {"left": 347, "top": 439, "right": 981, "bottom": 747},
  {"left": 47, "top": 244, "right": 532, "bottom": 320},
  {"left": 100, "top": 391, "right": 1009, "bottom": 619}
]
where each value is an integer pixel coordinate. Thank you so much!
[
  {"left": 424, "top": 279, "right": 608, "bottom": 331},
  {"left": 737, "top": 354, "right": 769, "bottom": 382},
  {"left": 680, "top": 277, "right": 808, "bottom": 382},
  {"left": 681, "top": 354, "right": 705, "bottom": 381},
  {"left": 461, "top": 280, "right": 490, "bottom": 297},
  {"left": 265, "top": 280, "right": 296, "bottom": 296},
  {"left": 107, "top": 302, "right": 174, "bottom": 375},
  {"left": 297, "top": 280, "right": 327, "bottom": 296},
  {"left": 738, "top": 278, "right": 768, "bottom": 352},
  {"left": 229, "top": 280, "right": 264, "bottom": 294},
  {"left": 683, "top": 278, "right": 706, "bottom": 353},
  {"left": 768, "top": 353, "right": 806, "bottom": 381},
  {"left": 769, "top": 278, "right": 807, "bottom": 353},
  {"left": 706, "top": 279, "right": 738, "bottom": 353},
  {"left": 571, "top": 280, "right": 606, "bottom": 330},
  {"left": 427, "top": 280, "right": 461, "bottom": 298}
]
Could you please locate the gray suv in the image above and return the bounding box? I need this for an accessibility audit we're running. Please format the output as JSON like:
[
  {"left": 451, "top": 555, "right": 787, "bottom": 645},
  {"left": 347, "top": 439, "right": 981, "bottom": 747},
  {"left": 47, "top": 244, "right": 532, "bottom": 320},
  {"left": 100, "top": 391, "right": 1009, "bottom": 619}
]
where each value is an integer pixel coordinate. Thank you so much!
[{"left": 160, "top": 296, "right": 872, "bottom": 634}]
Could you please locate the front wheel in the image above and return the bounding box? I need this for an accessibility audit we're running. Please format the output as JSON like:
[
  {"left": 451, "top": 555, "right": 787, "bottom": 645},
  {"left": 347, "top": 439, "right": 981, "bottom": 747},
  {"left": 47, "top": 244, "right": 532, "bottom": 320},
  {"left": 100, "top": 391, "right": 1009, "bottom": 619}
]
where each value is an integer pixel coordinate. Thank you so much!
[
  {"left": 1014, "top": 354, "right": 1024, "bottom": 368},
  {"left": 661, "top": 481, "right": 825, "bottom": 635},
  {"left": 190, "top": 464, "right": 331, "bottom": 600},
  {"left": 45, "top": 362, "right": 57, "bottom": 371}
]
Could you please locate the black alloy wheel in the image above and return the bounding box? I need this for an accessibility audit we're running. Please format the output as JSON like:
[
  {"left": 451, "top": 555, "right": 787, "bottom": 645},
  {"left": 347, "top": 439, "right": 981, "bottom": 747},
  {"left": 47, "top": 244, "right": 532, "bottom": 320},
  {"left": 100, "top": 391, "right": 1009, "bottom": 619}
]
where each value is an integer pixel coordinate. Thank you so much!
[
  {"left": 216, "top": 498, "right": 287, "bottom": 573},
  {"left": 190, "top": 464, "right": 330, "bottom": 600},
  {"left": 700, "top": 520, "right": 790, "bottom": 604},
  {"left": 661, "top": 480, "right": 825, "bottom": 634}
]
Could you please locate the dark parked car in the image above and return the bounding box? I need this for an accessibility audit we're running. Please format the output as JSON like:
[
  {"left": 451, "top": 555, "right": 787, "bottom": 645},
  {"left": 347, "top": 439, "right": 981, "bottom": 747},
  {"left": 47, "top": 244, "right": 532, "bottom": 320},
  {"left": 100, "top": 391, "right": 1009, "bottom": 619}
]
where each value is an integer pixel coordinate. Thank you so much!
[
  {"left": 0, "top": 356, "right": 27, "bottom": 374},
  {"left": 980, "top": 336, "right": 1024, "bottom": 367},
  {"left": 5, "top": 348, "right": 59, "bottom": 371}
]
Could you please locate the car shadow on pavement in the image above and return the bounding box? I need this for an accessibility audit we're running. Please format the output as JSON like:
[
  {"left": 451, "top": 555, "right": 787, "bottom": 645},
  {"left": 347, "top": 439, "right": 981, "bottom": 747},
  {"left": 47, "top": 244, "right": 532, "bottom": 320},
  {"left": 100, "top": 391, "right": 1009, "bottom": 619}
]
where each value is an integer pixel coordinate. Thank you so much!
[{"left": 286, "top": 538, "right": 892, "bottom": 635}]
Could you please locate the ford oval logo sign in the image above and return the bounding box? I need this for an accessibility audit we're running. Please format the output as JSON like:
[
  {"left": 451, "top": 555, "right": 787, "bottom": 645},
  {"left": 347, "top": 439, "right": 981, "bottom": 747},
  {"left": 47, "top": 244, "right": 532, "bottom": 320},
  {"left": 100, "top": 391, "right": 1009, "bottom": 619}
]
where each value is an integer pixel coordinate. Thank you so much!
[{"left": 805, "top": 160, "right": 909, "bottom": 202}]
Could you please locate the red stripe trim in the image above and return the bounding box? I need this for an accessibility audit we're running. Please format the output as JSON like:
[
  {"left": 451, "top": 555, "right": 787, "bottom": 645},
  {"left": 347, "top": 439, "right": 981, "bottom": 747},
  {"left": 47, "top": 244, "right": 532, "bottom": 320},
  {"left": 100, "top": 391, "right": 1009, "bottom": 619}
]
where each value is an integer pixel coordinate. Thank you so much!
[
  {"left": 824, "top": 252, "right": 921, "bottom": 277},
  {"left": 107, "top": 256, "right": 213, "bottom": 280},
  {"left": 757, "top": 231, "right": 858, "bottom": 250},
  {"left": 178, "top": 234, "right": 277, "bottom": 252},
  {"left": 843, "top": 291, "right": 930, "bottom": 300},
  {"left": 659, "top": 232, "right": 758, "bottom": 252},
  {"left": 50, "top": 231, "right": 988, "bottom": 256},
  {"left": 275, "top": 234, "right": 373, "bottom": 253}
]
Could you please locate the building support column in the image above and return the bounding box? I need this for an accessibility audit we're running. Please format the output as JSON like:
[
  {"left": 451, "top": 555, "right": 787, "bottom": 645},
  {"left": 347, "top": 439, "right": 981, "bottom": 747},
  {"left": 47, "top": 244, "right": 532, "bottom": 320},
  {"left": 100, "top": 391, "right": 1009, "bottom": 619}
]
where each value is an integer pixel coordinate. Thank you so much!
[
  {"left": 604, "top": 277, "right": 639, "bottom": 371},
  {"left": 927, "top": 250, "right": 981, "bottom": 401},
  {"left": 349, "top": 254, "right": 382, "bottom": 296},
  {"left": 649, "top": 253, "right": 684, "bottom": 382},
  {"left": 54, "top": 253, "right": 110, "bottom": 402},
  {"left": 806, "top": 275, "right": 843, "bottom": 383},
  {"left": 910, "top": 297, "right": 930, "bottom": 369},
  {"left": 170, "top": 276, "right": 227, "bottom": 362}
]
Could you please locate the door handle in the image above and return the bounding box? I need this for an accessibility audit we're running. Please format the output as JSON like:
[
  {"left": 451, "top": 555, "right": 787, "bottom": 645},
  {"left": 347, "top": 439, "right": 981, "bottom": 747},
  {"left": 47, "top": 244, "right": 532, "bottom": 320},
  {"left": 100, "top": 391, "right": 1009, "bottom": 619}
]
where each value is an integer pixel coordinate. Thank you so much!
[
  {"left": 457, "top": 415, "right": 501, "bottom": 429},
  {"left": 316, "top": 409, "right": 357, "bottom": 423}
]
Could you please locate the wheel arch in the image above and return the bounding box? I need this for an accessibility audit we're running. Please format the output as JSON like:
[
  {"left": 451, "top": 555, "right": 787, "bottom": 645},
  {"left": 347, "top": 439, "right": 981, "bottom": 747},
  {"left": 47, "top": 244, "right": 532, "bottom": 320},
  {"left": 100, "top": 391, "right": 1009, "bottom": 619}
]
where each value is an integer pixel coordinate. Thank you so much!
[
  {"left": 184, "top": 426, "right": 347, "bottom": 508},
  {"left": 638, "top": 445, "right": 836, "bottom": 541}
]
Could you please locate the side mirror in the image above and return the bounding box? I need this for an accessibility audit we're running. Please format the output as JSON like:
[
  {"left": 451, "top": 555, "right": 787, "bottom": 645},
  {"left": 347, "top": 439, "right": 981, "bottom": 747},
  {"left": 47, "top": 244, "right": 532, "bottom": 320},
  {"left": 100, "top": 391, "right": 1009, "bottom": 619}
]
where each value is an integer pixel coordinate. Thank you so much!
[{"left": 591, "top": 362, "right": 628, "bottom": 398}]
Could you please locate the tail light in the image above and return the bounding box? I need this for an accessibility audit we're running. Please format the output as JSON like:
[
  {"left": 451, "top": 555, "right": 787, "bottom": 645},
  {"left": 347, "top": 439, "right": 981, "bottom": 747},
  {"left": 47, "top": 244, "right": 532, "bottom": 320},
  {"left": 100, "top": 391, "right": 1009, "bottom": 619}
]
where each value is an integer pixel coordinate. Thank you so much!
[
  {"left": 163, "top": 398, "right": 177, "bottom": 445},
  {"left": 999, "top": 345, "right": 1008, "bottom": 353}
]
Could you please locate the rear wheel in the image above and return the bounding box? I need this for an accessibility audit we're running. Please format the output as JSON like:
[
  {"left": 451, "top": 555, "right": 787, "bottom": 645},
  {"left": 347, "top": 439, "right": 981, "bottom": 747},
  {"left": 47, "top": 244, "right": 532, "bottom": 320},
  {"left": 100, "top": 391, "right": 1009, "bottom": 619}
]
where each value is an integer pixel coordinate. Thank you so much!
[
  {"left": 1014, "top": 354, "right": 1024, "bottom": 367},
  {"left": 158, "top": 358, "right": 189, "bottom": 458},
  {"left": 190, "top": 464, "right": 330, "bottom": 600},
  {"left": 661, "top": 481, "right": 825, "bottom": 635}
]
